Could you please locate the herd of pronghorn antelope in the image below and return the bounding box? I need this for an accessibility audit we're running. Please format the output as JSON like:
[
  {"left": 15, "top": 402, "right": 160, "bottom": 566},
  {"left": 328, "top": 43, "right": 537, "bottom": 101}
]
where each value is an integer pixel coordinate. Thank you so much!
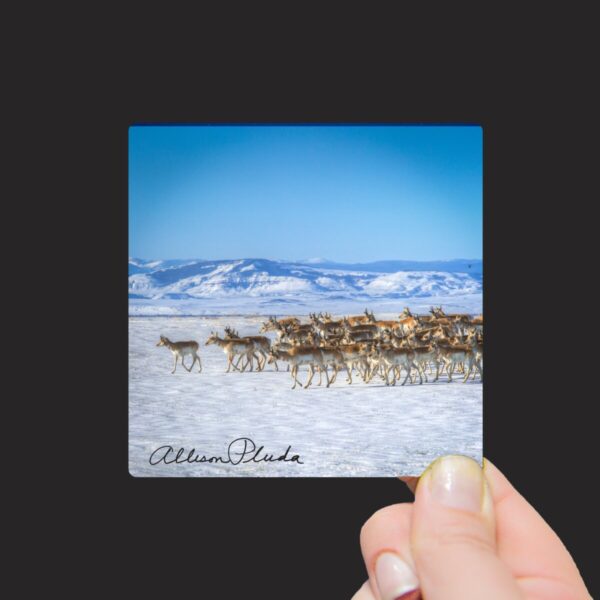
[{"left": 156, "top": 306, "right": 483, "bottom": 389}]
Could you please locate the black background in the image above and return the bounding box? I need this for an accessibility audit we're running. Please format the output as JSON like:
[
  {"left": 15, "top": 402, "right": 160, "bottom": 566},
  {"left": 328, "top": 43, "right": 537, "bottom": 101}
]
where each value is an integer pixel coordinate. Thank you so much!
[{"left": 26, "top": 6, "right": 595, "bottom": 598}]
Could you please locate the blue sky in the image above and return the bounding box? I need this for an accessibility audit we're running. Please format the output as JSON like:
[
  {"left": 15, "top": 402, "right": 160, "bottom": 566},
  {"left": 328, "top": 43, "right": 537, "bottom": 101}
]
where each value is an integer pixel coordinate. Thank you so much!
[{"left": 129, "top": 125, "right": 482, "bottom": 262}]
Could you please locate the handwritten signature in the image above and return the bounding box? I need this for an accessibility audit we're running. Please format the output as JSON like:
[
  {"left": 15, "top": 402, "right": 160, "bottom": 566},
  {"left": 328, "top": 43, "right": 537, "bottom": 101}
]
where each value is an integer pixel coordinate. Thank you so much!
[{"left": 149, "top": 437, "right": 304, "bottom": 466}]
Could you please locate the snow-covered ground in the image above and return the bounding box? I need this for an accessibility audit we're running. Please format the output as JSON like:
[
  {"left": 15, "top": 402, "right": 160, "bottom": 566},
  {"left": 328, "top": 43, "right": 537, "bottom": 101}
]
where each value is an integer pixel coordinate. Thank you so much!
[
  {"left": 128, "top": 293, "right": 483, "bottom": 318},
  {"left": 129, "top": 313, "right": 482, "bottom": 477}
]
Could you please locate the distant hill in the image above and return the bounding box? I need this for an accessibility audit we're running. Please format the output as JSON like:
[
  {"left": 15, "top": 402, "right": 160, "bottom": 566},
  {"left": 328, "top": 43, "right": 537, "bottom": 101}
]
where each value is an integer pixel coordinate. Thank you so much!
[
  {"left": 297, "top": 258, "right": 482, "bottom": 275},
  {"left": 129, "top": 257, "right": 482, "bottom": 300}
]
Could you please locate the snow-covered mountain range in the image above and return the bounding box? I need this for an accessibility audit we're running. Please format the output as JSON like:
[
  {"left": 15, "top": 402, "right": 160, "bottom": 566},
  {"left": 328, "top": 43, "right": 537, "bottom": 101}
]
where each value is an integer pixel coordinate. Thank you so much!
[{"left": 129, "top": 257, "right": 482, "bottom": 301}]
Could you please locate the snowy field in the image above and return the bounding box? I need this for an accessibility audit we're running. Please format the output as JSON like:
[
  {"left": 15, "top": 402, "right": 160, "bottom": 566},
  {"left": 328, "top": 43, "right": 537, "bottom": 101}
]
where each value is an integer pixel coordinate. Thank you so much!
[
  {"left": 129, "top": 293, "right": 483, "bottom": 318},
  {"left": 129, "top": 312, "right": 482, "bottom": 477}
]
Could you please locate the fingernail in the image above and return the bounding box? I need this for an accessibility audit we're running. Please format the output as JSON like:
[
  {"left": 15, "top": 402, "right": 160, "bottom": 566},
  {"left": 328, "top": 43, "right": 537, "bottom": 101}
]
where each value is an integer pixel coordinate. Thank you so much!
[
  {"left": 428, "top": 455, "right": 484, "bottom": 512},
  {"left": 375, "top": 552, "right": 420, "bottom": 600}
]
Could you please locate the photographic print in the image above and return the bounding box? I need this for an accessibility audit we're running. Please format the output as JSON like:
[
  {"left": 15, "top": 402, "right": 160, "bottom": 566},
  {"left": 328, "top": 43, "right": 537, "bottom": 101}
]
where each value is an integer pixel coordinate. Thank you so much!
[{"left": 128, "top": 125, "right": 483, "bottom": 477}]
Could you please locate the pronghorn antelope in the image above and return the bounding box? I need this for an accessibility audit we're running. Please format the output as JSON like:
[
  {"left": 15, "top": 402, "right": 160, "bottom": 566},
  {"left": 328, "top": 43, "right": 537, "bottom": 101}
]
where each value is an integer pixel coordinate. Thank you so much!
[
  {"left": 337, "top": 343, "right": 370, "bottom": 384},
  {"left": 465, "top": 330, "right": 483, "bottom": 380},
  {"left": 205, "top": 332, "right": 260, "bottom": 373},
  {"left": 319, "top": 312, "right": 340, "bottom": 323},
  {"left": 285, "top": 323, "right": 314, "bottom": 336},
  {"left": 432, "top": 340, "right": 479, "bottom": 383},
  {"left": 398, "top": 315, "right": 419, "bottom": 335},
  {"left": 342, "top": 317, "right": 379, "bottom": 334},
  {"left": 259, "top": 315, "right": 301, "bottom": 333},
  {"left": 282, "top": 327, "right": 315, "bottom": 346},
  {"left": 270, "top": 341, "right": 296, "bottom": 371},
  {"left": 272, "top": 340, "right": 296, "bottom": 354},
  {"left": 223, "top": 325, "right": 240, "bottom": 339},
  {"left": 366, "top": 343, "right": 422, "bottom": 384},
  {"left": 316, "top": 332, "right": 346, "bottom": 345},
  {"left": 428, "top": 307, "right": 467, "bottom": 328},
  {"left": 428, "top": 324, "right": 455, "bottom": 340},
  {"left": 273, "top": 317, "right": 300, "bottom": 327},
  {"left": 441, "top": 312, "right": 471, "bottom": 322},
  {"left": 318, "top": 346, "right": 351, "bottom": 385},
  {"left": 365, "top": 311, "right": 404, "bottom": 333},
  {"left": 411, "top": 343, "right": 440, "bottom": 383},
  {"left": 243, "top": 336, "right": 271, "bottom": 370},
  {"left": 430, "top": 317, "right": 458, "bottom": 332},
  {"left": 267, "top": 346, "right": 329, "bottom": 389},
  {"left": 266, "top": 320, "right": 313, "bottom": 343},
  {"left": 363, "top": 345, "right": 385, "bottom": 383},
  {"left": 309, "top": 313, "right": 344, "bottom": 339},
  {"left": 156, "top": 335, "right": 202, "bottom": 374},
  {"left": 389, "top": 333, "right": 412, "bottom": 348},
  {"left": 450, "top": 314, "right": 472, "bottom": 324},
  {"left": 344, "top": 309, "right": 374, "bottom": 327},
  {"left": 223, "top": 326, "right": 271, "bottom": 371},
  {"left": 362, "top": 341, "right": 395, "bottom": 383},
  {"left": 343, "top": 328, "right": 379, "bottom": 344},
  {"left": 469, "top": 315, "right": 484, "bottom": 333},
  {"left": 375, "top": 347, "right": 421, "bottom": 386},
  {"left": 278, "top": 316, "right": 301, "bottom": 327},
  {"left": 428, "top": 307, "right": 459, "bottom": 332},
  {"left": 408, "top": 327, "right": 437, "bottom": 342},
  {"left": 430, "top": 306, "right": 446, "bottom": 318},
  {"left": 259, "top": 317, "right": 277, "bottom": 333},
  {"left": 372, "top": 319, "right": 403, "bottom": 334},
  {"left": 415, "top": 314, "right": 436, "bottom": 325}
]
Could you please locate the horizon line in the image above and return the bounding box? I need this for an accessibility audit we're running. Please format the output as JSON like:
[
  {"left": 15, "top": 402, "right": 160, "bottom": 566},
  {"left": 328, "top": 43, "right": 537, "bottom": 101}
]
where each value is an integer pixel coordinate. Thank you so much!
[{"left": 129, "top": 256, "right": 483, "bottom": 263}]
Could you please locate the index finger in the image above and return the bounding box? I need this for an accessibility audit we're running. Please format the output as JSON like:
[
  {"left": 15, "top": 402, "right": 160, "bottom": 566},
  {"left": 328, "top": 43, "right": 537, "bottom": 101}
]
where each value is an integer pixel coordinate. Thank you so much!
[{"left": 483, "top": 459, "right": 591, "bottom": 599}]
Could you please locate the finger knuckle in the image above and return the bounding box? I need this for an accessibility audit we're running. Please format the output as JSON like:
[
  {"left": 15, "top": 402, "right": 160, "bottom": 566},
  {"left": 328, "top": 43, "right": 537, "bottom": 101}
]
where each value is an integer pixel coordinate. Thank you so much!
[{"left": 415, "top": 517, "right": 495, "bottom": 556}]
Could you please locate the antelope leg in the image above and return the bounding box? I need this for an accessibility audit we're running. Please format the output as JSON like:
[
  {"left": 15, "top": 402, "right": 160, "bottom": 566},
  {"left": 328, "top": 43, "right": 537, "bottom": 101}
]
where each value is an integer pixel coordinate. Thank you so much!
[
  {"left": 292, "top": 365, "right": 301, "bottom": 389},
  {"left": 304, "top": 365, "right": 315, "bottom": 389},
  {"left": 463, "top": 360, "right": 473, "bottom": 383},
  {"left": 413, "top": 361, "right": 423, "bottom": 384}
]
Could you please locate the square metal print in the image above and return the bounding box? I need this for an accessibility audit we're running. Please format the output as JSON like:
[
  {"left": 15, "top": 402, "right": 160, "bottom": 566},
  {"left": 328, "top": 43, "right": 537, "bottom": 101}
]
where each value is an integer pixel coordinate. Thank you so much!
[{"left": 128, "top": 124, "right": 482, "bottom": 477}]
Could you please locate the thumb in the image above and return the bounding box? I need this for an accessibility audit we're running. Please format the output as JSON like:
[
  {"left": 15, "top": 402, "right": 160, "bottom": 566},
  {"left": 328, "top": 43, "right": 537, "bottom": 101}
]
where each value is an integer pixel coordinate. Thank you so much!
[{"left": 411, "top": 455, "right": 521, "bottom": 600}]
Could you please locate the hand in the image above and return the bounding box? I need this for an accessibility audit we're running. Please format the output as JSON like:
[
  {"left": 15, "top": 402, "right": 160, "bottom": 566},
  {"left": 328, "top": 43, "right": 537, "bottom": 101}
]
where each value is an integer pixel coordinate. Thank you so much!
[{"left": 353, "top": 456, "right": 591, "bottom": 600}]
